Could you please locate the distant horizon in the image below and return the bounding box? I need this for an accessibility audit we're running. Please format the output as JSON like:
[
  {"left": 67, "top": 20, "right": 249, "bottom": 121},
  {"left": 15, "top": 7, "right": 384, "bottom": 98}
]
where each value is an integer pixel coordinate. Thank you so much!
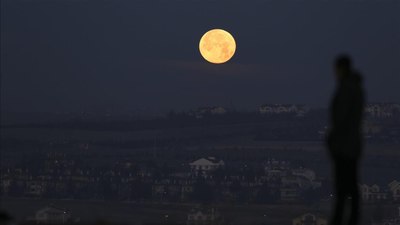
[{"left": 1, "top": 101, "right": 399, "bottom": 116}]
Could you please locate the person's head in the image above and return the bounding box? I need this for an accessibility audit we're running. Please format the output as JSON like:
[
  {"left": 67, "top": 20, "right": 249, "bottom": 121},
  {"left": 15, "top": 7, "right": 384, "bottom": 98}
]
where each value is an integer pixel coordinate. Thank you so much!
[{"left": 334, "top": 54, "right": 353, "bottom": 81}]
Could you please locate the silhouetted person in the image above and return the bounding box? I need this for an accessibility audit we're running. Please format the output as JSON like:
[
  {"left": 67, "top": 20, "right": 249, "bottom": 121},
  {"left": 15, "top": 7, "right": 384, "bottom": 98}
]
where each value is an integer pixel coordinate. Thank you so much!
[
  {"left": 327, "top": 55, "right": 365, "bottom": 225},
  {"left": 0, "top": 212, "right": 13, "bottom": 225}
]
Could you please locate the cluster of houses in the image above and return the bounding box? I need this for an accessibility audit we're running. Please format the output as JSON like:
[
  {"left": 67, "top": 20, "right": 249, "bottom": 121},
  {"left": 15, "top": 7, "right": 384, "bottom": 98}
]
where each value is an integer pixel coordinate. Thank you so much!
[
  {"left": 365, "top": 103, "right": 400, "bottom": 119},
  {"left": 187, "top": 104, "right": 311, "bottom": 119},
  {"left": 29, "top": 204, "right": 329, "bottom": 225},
  {"left": 186, "top": 208, "right": 328, "bottom": 225},
  {"left": 183, "top": 103, "right": 400, "bottom": 121},
  {"left": 24, "top": 205, "right": 73, "bottom": 224},
  {"left": 185, "top": 157, "right": 322, "bottom": 202},
  {"left": 28, "top": 205, "right": 223, "bottom": 225},
  {"left": 186, "top": 206, "right": 400, "bottom": 225},
  {"left": 3, "top": 152, "right": 400, "bottom": 206},
  {"left": 1, "top": 154, "right": 323, "bottom": 204},
  {"left": 360, "top": 180, "right": 400, "bottom": 203},
  {"left": 259, "top": 104, "right": 310, "bottom": 116},
  {"left": 35, "top": 206, "right": 72, "bottom": 224},
  {"left": 16, "top": 203, "right": 400, "bottom": 225}
]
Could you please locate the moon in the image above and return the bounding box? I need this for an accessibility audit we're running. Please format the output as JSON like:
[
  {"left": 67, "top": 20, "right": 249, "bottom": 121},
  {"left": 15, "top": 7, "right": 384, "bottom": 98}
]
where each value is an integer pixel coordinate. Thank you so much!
[{"left": 199, "top": 29, "right": 236, "bottom": 64}]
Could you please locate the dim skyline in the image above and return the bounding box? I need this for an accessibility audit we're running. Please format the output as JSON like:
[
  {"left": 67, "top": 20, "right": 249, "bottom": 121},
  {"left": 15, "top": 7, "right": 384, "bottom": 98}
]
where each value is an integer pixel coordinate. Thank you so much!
[{"left": 1, "top": 0, "right": 399, "bottom": 114}]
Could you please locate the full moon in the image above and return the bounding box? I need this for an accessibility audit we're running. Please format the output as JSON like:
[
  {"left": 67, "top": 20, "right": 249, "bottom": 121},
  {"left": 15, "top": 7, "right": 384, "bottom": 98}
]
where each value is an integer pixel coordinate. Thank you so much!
[{"left": 199, "top": 29, "right": 236, "bottom": 64}]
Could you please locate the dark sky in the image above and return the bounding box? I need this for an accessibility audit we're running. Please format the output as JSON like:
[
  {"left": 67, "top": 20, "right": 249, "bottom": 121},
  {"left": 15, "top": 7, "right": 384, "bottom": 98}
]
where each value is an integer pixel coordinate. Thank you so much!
[{"left": 1, "top": 0, "right": 399, "bottom": 114}]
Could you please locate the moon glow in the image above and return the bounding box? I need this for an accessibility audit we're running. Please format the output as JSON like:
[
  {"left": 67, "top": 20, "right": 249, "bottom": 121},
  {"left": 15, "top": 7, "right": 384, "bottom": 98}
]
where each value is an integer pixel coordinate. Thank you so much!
[{"left": 199, "top": 29, "right": 236, "bottom": 64}]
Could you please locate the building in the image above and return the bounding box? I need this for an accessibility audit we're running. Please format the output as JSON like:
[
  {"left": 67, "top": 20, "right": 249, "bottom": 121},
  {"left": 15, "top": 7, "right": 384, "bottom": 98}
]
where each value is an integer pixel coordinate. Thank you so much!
[
  {"left": 0, "top": 178, "right": 11, "bottom": 195},
  {"left": 189, "top": 157, "right": 225, "bottom": 174},
  {"left": 360, "top": 184, "right": 388, "bottom": 203},
  {"left": 35, "top": 206, "right": 71, "bottom": 224},
  {"left": 25, "top": 181, "right": 46, "bottom": 197},
  {"left": 280, "top": 185, "right": 301, "bottom": 202},
  {"left": 389, "top": 180, "right": 400, "bottom": 201},
  {"left": 292, "top": 213, "right": 327, "bottom": 225},
  {"left": 365, "top": 103, "right": 400, "bottom": 119},
  {"left": 264, "top": 159, "right": 290, "bottom": 178},
  {"left": 282, "top": 175, "right": 317, "bottom": 190},
  {"left": 292, "top": 168, "right": 316, "bottom": 181}
]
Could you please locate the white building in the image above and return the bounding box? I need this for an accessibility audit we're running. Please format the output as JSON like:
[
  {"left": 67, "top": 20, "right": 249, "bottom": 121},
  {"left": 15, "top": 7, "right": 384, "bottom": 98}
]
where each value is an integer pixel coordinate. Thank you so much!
[
  {"left": 189, "top": 157, "right": 224, "bottom": 173},
  {"left": 35, "top": 206, "right": 70, "bottom": 224},
  {"left": 360, "top": 184, "right": 388, "bottom": 202}
]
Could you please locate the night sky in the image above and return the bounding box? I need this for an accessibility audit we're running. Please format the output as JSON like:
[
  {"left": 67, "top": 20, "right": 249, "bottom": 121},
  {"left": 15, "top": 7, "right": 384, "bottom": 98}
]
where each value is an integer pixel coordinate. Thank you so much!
[{"left": 1, "top": 0, "right": 399, "bottom": 114}]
